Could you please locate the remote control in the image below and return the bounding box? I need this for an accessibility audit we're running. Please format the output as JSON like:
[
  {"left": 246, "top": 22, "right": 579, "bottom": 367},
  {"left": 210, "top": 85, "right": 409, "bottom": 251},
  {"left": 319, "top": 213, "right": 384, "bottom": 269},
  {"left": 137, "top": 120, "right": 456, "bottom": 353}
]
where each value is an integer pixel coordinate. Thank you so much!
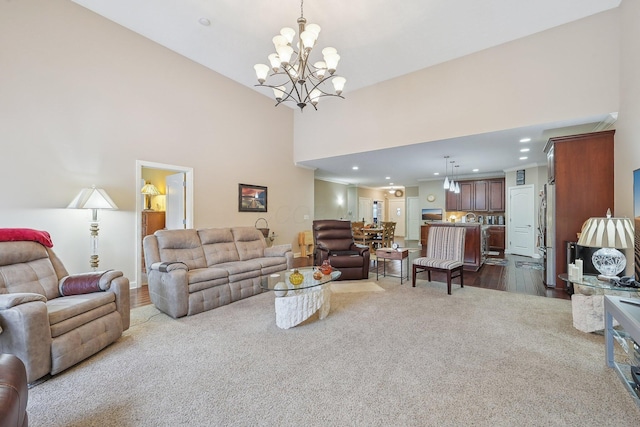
[{"left": 620, "top": 298, "right": 640, "bottom": 307}]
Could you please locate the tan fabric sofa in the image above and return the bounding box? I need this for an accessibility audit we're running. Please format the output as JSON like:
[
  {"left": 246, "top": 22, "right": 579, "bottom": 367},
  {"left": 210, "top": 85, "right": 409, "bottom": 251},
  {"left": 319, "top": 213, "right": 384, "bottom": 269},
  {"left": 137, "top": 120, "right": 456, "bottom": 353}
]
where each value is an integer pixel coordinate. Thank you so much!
[
  {"left": 0, "top": 241, "right": 130, "bottom": 383},
  {"left": 143, "top": 227, "right": 293, "bottom": 318}
]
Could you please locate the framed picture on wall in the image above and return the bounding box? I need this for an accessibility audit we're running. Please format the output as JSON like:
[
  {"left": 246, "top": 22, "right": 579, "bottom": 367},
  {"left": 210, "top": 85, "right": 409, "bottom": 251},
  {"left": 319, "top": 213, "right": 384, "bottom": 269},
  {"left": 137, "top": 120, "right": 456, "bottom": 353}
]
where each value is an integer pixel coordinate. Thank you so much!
[{"left": 239, "top": 184, "right": 267, "bottom": 212}]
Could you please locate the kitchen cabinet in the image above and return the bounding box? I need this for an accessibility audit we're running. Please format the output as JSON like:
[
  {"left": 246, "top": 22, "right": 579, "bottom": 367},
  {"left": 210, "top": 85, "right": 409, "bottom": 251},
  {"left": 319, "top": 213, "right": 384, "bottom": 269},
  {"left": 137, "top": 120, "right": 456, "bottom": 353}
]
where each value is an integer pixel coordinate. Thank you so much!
[
  {"left": 473, "top": 181, "right": 488, "bottom": 211},
  {"left": 141, "top": 211, "right": 165, "bottom": 270},
  {"left": 488, "top": 180, "right": 505, "bottom": 212},
  {"left": 487, "top": 226, "right": 505, "bottom": 251},
  {"left": 421, "top": 223, "right": 482, "bottom": 271},
  {"left": 445, "top": 178, "right": 504, "bottom": 212},
  {"left": 544, "top": 130, "right": 614, "bottom": 279},
  {"left": 445, "top": 181, "right": 473, "bottom": 211}
]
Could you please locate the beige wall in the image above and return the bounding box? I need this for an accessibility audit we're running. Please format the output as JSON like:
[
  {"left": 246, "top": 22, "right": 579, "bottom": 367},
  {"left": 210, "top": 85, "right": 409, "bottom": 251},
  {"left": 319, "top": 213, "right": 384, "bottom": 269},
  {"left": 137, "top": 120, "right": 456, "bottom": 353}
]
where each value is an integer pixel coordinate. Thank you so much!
[
  {"left": 0, "top": 0, "right": 313, "bottom": 283},
  {"left": 615, "top": 0, "right": 640, "bottom": 219},
  {"left": 314, "top": 180, "right": 349, "bottom": 220},
  {"left": 294, "top": 9, "right": 619, "bottom": 163}
]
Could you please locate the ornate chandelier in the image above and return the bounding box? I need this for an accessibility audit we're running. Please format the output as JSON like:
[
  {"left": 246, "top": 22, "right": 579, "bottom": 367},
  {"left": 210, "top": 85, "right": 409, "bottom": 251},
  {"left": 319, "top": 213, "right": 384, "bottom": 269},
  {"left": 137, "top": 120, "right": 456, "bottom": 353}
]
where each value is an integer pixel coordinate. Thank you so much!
[{"left": 253, "top": 0, "right": 346, "bottom": 111}]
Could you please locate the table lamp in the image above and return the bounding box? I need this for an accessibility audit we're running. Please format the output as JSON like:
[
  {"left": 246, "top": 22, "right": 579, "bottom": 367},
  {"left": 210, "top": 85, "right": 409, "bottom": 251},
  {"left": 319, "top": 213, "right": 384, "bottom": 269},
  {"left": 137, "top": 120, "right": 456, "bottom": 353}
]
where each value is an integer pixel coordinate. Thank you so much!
[
  {"left": 67, "top": 185, "right": 118, "bottom": 270},
  {"left": 577, "top": 209, "right": 634, "bottom": 280},
  {"left": 141, "top": 182, "right": 161, "bottom": 211}
]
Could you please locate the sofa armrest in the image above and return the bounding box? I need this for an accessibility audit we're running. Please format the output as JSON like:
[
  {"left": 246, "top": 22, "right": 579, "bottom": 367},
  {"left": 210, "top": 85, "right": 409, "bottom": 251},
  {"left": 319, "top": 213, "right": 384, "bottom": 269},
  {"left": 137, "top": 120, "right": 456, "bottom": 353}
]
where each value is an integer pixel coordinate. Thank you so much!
[
  {"left": 149, "top": 262, "right": 188, "bottom": 272},
  {"left": 264, "top": 244, "right": 291, "bottom": 257},
  {"left": 106, "top": 275, "right": 130, "bottom": 331},
  {"left": 147, "top": 265, "right": 190, "bottom": 319},
  {"left": 0, "top": 293, "right": 46, "bottom": 310},
  {"left": 351, "top": 243, "right": 370, "bottom": 255},
  {"left": 0, "top": 295, "right": 52, "bottom": 383}
]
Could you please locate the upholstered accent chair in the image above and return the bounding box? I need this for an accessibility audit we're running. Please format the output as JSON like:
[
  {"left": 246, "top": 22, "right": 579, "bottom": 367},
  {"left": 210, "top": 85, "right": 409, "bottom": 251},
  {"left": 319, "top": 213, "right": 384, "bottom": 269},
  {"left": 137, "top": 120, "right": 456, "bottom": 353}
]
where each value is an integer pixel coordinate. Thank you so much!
[
  {"left": 312, "top": 220, "right": 370, "bottom": 280},
  {"left": 0, "top": 353, "right": 28, "bottom": 427},
  {"left": 412, "top": 226, "right": 465, "bottom": 294},
  {"left": 0, "top": 231, "right": 130, "bottom": 383}
]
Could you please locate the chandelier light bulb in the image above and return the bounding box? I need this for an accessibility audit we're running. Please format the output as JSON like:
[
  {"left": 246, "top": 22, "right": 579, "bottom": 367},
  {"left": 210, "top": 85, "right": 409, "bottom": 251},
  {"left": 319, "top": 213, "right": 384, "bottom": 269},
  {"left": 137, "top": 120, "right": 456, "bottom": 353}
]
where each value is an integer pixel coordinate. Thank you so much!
[
  {"left": 273, "top": 86, "right": 287, "bottom": 101},
  {"left": 455, "top": 182, "right": 460, "bottom": 194},
  {"left": 305, "top": 23, "right": 321, "bottom": 37},
  {"left": 300, "top": 30, "right": 317, "bottom": 51},
  {"left": 310, "top": 89, "right": 322, "bottom": 106},
  {"left": 280, "top": 27, "right": 296, "bottom": 44},
  {"left": 314, "top": 61, "right": 327, "bottom": 79},
  {"left": 272, "top": 35, "right": 288, "bottom": 49},
  {"left": 268, "top": 53, "right": 281, "bottom": 71},
  {"left": 254, "top": 64, "right": 269, "bottom": 83},
  {"left": 443, "top": 177, "right": 450, "bottom": 189},
  {"left": 276, "top": 45, "right": 293, "bottom": 65},
  {"left": 332, "top": 76, "right": 346, "bottom": 95},
  {"left": 449, "top": 180, "right": 456, "bottom": 192}
]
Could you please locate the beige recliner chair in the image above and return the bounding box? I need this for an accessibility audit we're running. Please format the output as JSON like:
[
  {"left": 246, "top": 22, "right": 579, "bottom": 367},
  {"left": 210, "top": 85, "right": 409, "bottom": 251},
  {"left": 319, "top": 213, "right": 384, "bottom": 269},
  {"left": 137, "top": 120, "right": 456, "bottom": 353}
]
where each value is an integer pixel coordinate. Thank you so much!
[{"left": 0, "top": 229, "right": 130, "bottom": 383}]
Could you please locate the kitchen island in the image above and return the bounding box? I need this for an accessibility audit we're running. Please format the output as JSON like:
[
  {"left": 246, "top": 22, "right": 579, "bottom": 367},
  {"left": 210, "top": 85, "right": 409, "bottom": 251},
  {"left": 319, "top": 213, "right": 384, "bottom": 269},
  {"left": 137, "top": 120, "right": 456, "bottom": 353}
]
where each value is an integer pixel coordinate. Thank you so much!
[{"left": 421, "top": 223, "right": 483, "bottom": 271}]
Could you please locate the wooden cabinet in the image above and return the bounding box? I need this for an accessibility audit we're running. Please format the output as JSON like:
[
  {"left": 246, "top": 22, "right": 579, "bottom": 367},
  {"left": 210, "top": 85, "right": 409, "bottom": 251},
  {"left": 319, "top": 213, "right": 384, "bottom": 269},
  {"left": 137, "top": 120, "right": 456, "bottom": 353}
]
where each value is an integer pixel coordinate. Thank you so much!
[
  {"left": 445, "top": 178, "right": 505, "bottom": 212},
  {"left": 141, "top": 211, "right": 165, "bottom": 269},
  {"left": 487, "top": 226, "right": 505, "bottom": 251},
  {"left": 422, "top": 223, "right": 482, "bottom": 271},
  {"left": 488, "top": 180, "right": 505, "bottom": 212},
  {"left": 544, "top": 130, "right": 614, "bottom": 279},
  {"left": 473, "top": 181, "right": 488, "bottom": 211}
]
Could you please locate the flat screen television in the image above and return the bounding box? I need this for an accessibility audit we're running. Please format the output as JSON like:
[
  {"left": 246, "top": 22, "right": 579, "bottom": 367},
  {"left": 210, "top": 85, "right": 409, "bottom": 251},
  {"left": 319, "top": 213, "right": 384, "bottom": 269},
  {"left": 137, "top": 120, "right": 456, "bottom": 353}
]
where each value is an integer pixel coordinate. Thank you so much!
[{"left": 422, "top": 208, "right": 443, "bottom": 221}]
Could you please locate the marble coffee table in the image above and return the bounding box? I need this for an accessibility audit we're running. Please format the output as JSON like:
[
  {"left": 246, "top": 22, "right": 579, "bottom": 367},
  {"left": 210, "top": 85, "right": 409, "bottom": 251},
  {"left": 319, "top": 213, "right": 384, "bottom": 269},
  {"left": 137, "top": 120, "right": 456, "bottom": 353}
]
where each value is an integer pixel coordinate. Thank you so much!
[{"left": 262, "top": 267, "right": 342, "bottom": 329}]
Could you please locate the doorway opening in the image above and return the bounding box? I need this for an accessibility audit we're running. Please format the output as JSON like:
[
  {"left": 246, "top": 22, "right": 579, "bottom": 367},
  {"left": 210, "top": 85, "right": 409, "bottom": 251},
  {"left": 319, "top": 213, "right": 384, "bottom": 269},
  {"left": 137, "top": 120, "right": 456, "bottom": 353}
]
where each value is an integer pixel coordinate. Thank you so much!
[{"left": 135, "top": 160, "right": 194, "bottom": 288}]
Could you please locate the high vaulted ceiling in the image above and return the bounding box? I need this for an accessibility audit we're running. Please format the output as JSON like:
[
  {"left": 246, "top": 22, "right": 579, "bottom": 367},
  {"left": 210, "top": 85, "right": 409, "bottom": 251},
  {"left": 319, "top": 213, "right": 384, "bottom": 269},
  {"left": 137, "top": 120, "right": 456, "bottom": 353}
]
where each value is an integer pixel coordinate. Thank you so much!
[{"left": 72, "top": 0, "right": 621, "bottom": 189}]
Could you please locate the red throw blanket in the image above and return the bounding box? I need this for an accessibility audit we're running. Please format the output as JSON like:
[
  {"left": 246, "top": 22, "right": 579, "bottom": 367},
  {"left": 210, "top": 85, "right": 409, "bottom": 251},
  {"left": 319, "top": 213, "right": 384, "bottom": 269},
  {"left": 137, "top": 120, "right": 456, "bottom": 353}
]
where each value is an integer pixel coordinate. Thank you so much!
[{"left": 0, "top": 228, "right": 53, "bottom": 247}]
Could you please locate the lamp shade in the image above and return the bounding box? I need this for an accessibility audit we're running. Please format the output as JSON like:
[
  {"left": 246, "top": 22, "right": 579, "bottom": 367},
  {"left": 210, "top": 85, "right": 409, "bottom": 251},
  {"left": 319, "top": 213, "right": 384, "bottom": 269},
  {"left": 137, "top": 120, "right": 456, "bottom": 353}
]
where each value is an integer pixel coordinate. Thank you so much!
[
  {"left": 67, "top": 186, "right": 118, "bottom": 210},
  {"left": 577, "top": 216, "right": 634, "bottom": 249},
  {"left": 140, "top": 183, "right": 161, "bottom": 196}
]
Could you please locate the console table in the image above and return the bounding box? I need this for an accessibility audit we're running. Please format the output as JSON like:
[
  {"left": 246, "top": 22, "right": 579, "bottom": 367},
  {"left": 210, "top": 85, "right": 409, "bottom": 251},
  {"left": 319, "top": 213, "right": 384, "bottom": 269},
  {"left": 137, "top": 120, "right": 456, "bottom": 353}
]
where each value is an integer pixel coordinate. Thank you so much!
[{"left": 604, "top": 296, "right": 640, "bottom": 408}]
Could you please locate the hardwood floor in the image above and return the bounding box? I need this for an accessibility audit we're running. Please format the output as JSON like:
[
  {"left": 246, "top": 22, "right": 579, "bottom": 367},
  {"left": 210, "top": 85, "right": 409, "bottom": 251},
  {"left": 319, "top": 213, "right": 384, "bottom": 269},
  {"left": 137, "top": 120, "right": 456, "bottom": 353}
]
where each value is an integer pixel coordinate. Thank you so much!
[{"left": 130, "top": 252, "right": 570, "bottom": 309}]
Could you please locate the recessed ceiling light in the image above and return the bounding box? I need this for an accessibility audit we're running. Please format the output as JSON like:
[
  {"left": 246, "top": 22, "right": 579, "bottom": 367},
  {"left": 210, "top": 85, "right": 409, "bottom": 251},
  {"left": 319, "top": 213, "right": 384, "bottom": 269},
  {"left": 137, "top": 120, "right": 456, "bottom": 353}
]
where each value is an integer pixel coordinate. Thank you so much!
[
  {"left": 385, "top": 176, "right": 391, "bottom": 180},
  {"left": 198, "top": 17, "right": 211, "bottom": 26},
  {"left": 519, "top": 138, "right": 531, "bottom": 143},
  {"left": 434, "top": 172, "right": 440, "bottom": 176},
  {"left": 472, "top": 168, "right": 479, "bottom": 172},
  {"left": 389, "top": 183, "right": 394, "bottom": 186},
  {"left": 520, "top": 148, "right": 530, "bottom": 152},
  {"left": 352, "top": 166, "right": 359, "bottom": 170},
  {"left": 519, "top": 156, "right": 528, "bottom": 160}
]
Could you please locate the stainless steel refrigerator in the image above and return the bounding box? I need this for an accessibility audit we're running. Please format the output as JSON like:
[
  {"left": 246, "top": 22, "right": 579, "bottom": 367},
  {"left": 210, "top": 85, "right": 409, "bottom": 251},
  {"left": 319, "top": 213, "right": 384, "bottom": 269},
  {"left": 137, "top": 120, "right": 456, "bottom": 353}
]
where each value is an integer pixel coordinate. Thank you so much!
[{"left": 539, "top": 183, "right": 555, "bottom": 286}]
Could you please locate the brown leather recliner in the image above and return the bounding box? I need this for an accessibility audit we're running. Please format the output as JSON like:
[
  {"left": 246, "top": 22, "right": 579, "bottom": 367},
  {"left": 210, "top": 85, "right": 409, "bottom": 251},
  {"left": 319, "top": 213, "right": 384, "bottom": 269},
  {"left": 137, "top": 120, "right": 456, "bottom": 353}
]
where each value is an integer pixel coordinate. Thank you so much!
[
  {"left": 0, "top": 353, "right": 28, "bottom": 427},
  {"left": 312, "top": 220, "right": 370, "bottom": 280}
]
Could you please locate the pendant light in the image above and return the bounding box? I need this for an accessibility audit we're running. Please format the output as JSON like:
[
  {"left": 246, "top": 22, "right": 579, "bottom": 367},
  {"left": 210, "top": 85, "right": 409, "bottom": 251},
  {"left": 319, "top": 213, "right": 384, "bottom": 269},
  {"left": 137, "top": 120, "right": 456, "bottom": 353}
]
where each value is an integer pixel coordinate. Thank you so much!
[
  {"left": 442, "top": 156, "right": 450, "bottom": 190},
  {"left": 449, "top": 161, "right": 456, "bottom": 192},
  {"left": 454, "top": 165, "right": 461, "bottom": 194}
]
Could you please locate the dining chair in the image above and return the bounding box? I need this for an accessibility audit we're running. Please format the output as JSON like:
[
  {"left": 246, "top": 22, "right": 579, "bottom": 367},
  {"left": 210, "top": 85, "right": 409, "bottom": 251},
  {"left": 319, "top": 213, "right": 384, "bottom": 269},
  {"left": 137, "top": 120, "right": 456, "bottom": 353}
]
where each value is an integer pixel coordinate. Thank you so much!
[
  {"left": 351, "top": 221, "right": 366, "bottom": 245},
  {"left": 412, "top": 226, "right": 465, "bottom": 295},
  {"left": 380, "top": 222, "right": 396, "bottom": 248}
]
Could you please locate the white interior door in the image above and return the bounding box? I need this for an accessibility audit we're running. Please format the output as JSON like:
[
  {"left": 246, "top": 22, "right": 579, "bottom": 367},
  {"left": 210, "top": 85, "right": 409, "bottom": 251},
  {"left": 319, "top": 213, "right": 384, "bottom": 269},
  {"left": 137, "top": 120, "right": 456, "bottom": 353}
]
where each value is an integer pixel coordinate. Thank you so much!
[
  {"left": 388, "top": 198, "right": 406, "bottom": 237},
  {"left": 406, "top": 197, "right": 420, "bottom": 241},
  {"left": 508, "top": 184, "right": 535, "bottom": 256},
  {"left": 165, "top": 173, "right": 186, "bottom": 230}
]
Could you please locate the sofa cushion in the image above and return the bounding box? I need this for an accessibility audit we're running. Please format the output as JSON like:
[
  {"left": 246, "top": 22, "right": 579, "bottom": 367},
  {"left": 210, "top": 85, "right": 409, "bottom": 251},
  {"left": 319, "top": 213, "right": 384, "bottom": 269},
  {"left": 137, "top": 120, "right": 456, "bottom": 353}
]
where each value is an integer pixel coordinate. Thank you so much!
[
  {"left": 155, "top": 229, "right": 207, "bottom": 270},
  {"left": 198, "top": 228, "right": 240, "bottom": 266},
  {"left": 59, "top": 271, "right": 111, "bottom": 296},
  {"left": 231, "top": 227, "right": 266, "bottom": 261},
  {"left": 0, "top": 242, "right": 59, "bottom": 300},
  {"left": 215, "top": 260, "right": 262, "bottom": 282},
  {"left": 48, "top": 292, "right": 116, "bottom": 325},
  {"left": 187, "top": 267, "right": 228, "bottom": 285}
]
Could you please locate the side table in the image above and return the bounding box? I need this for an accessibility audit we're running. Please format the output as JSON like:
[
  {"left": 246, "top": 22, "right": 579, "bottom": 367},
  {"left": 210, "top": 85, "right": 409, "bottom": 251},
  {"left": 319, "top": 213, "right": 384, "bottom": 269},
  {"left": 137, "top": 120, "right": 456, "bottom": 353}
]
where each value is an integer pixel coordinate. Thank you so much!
[
  {"left": 559, "top": 273, "right": 639, "bottom": 333},
  {"left": 376, "top": 248, "right": 409, "bottom": 284}
]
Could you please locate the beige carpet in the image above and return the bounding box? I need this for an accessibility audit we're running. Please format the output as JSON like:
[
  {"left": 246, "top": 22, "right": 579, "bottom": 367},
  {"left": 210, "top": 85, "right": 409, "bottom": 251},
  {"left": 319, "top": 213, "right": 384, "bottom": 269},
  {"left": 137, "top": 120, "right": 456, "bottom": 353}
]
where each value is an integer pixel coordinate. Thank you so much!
[
  {"left": 26, "top": 278, "right": 640, "bottom": 426},
  {"left": 330, "top": 280, "right": 385, "bottom": 293}
]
